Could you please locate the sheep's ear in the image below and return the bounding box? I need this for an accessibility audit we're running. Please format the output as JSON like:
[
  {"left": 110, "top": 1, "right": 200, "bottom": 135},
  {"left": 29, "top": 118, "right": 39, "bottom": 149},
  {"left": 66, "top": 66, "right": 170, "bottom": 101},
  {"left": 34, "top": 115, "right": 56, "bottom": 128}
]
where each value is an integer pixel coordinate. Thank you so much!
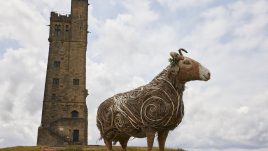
[
  {"left": 169, "top": 52, "right": 179, "bottom": 66},
  {"left": 169, "top": 52, "right": 184, "bottom": 66},
  {"left": 170, "top": 52, "right": 179, "bottom": 59}
]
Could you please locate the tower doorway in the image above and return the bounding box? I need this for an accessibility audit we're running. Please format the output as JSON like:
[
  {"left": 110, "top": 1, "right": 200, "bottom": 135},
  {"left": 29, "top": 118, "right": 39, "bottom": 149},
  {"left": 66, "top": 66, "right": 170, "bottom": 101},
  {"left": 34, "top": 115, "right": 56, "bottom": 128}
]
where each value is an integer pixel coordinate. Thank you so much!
[{"left": 73, "top": 130, "right": 79, "bottom": 142}]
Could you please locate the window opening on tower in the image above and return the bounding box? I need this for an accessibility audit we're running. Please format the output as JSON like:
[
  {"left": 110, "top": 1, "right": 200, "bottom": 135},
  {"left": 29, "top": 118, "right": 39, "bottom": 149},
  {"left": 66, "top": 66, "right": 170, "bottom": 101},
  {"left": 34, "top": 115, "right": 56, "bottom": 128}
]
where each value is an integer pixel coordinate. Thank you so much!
[
  {"left": 71, "top": 110, "right": 79, "bottom": 118},
  {"left": 73, "top": 79, "right": 80, "bottom": 85},
  {"left": 55, "top": 24, "right": 61, "bottom": 36}
]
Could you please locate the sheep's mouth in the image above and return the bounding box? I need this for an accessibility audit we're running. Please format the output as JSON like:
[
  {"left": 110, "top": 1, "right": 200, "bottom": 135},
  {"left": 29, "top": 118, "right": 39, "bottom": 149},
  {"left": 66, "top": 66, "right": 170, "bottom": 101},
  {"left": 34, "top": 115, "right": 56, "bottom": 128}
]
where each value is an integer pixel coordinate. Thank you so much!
[
  {"left": 201, "top": 73, "right": 210, "bottom": 81},
  {"left": 199, "top": 64, "right": 210, "bottom": 81}
]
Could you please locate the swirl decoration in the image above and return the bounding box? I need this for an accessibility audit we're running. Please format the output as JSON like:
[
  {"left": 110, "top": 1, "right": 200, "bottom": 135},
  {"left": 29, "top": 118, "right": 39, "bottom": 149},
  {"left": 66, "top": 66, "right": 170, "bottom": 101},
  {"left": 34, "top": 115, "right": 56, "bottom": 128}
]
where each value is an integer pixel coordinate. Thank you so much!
[
  {"left": 140, "top": 84, "right": 177, "bottom": 127},
  {"left": 141, "top": 96, "right": 172, "bottom": 127},
  {"left": 114, "top": 114, "right": 125, "bottom": 129}
]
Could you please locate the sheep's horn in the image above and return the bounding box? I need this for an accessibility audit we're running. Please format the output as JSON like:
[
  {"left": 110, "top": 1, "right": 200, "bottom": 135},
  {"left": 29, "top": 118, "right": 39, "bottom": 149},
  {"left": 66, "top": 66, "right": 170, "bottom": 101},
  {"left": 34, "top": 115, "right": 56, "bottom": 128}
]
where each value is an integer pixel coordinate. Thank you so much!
[{"left": 178, "top": 48, "right": 188, "bottom": 56}]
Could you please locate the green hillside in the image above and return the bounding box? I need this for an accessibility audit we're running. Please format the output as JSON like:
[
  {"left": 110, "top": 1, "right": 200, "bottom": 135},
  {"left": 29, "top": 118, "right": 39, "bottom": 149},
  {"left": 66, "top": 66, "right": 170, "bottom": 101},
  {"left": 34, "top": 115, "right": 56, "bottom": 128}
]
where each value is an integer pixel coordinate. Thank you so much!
[{"left": 0, "top": 145, "right": 185, "bottom": 151}]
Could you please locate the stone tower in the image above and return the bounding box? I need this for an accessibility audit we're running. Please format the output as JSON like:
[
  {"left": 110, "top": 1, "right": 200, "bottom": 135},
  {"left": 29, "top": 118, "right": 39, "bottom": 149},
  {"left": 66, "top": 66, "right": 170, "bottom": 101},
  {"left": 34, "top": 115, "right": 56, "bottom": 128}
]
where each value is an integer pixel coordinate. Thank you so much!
[{"left": 37, "top": 0, "right": 89, "bottom": 146}]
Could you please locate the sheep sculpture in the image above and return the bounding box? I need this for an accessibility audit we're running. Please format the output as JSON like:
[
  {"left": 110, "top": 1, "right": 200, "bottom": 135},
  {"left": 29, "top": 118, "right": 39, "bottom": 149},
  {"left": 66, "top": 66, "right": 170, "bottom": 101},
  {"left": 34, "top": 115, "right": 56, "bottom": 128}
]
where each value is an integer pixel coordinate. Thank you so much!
[{"left": 97, "top": 49, "right": 211, "bottom": 151}]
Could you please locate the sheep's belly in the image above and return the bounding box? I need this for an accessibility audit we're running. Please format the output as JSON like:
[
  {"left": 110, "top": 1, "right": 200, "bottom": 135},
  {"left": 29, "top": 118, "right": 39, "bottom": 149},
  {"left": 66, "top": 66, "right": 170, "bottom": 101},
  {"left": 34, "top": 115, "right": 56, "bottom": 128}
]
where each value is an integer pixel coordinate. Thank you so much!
[{"left": 113, "top": 109, "right": 181, "bottom": 137}]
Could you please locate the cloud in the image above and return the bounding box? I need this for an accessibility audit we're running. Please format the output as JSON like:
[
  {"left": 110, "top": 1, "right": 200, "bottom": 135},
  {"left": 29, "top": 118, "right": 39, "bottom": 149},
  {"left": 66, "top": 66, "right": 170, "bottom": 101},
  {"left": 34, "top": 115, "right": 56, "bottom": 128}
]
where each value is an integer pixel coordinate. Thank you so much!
[
  {"left": 0, "top": 0, "right": 268, "bottom": 150},
  {"left": 0, "top": 0, "right": 48, "bottom": 146},
  {"left": 160, "top": 0, "right": 268, "bottom": 149},
  {"left": 156, "top": 0, "right": 213, "bottom": 12},
  {"left": 0, "top": 47, "right": 46, "bottom": 146}
]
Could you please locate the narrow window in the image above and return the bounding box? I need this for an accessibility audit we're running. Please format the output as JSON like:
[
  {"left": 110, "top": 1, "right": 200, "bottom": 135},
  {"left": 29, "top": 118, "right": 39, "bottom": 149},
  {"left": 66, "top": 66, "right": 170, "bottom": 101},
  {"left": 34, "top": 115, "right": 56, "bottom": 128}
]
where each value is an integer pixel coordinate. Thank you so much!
[
  {"left": 53, "top": 61, "right": 60, "bottom": 68},
  {"left": 73, "top": 79, "right": 79, "bottom": 85},
  {"left": 55, "top": 24, "right": 61, "bottom": 36},
  {"left": 65, "top": 25, "right": 69, "bottom": 32},
  {"left": 71, "top": 111, "right": 79, "bottom": 118},
  {"left": 53, "top": 78, "right": 59, "bottom": 85}
]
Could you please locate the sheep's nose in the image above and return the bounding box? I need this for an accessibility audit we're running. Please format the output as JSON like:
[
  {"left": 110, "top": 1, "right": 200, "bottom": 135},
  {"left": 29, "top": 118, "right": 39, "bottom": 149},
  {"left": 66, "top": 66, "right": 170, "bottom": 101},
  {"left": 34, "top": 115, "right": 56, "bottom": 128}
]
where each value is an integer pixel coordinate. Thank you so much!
[{"left": 207, "top": 72, "right": 211, "bottom": 80}]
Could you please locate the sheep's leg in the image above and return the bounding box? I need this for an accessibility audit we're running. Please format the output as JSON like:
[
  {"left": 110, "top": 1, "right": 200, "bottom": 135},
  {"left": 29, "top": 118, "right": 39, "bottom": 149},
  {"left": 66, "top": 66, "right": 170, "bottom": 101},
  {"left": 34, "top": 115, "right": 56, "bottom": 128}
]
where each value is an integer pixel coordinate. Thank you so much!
[
  {"left": 146, "top": 130, "right": 155, "bottom": 151},
  {"left": 119, "top": 136, "right": 130, "bottom": 151},
  {"left": 104, "top": 138, "right": 113, "bottom": 151},
  {"left": 158, "top": 130, "right": 169, "bottom": 151}
]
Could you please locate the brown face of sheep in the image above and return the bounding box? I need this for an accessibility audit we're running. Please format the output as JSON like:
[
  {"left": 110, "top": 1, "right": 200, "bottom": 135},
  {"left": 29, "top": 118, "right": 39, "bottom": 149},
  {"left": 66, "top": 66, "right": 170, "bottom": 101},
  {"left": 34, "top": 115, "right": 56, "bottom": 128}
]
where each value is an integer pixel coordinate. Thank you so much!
[{"left": 176, "top": 57, "right": 210, "bottom": 82}]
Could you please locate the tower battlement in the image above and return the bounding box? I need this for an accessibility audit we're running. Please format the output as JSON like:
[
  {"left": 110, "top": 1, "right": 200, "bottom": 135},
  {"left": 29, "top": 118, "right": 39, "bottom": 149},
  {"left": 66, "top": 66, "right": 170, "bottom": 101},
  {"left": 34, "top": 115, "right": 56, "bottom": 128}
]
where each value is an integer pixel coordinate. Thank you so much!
[
  {"left": 50, "top": 12, "right": 71, "bottom": 23},
  {"left": 72, "top": 0, "right": 89, "bottom": 3}
]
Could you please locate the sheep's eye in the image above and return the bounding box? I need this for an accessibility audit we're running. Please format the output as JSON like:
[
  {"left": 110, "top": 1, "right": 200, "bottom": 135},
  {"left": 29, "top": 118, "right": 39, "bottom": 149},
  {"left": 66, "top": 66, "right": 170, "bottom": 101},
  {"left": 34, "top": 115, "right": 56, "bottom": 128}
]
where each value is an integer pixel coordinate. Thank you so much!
[{"left": 183, "top": 60, "right": 191, "bottom": 65}]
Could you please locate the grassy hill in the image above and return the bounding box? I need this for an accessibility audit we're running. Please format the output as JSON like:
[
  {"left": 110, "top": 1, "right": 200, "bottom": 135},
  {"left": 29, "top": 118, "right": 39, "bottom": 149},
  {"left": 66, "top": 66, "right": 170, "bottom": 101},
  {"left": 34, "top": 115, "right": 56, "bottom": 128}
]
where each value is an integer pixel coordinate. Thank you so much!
[{"left": 0, "top": 145, "right": 185, "bottom": 151}]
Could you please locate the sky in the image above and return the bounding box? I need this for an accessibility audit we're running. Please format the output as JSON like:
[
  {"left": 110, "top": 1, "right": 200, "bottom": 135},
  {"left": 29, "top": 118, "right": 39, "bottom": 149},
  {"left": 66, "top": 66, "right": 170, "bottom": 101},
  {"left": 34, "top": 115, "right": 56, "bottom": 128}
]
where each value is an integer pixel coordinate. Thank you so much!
[{"left": 0, "top": 0, "right": 268, "bottom": 150}]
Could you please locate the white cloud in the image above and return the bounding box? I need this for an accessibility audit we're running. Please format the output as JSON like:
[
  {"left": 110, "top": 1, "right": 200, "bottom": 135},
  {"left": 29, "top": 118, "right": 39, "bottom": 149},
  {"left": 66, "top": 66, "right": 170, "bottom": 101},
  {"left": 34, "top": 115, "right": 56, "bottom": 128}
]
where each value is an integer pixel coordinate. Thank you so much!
[
  {"left": 156, "top": 0, "right": 213, "bottom": 11},
  {"left": 0, "top": 0, "right": 268, "bottom": 150},
  {"left": 237, "top": 106, "right": 249, "bottom": 114},
  {"left": 0, "top": 0, "right": 48, "bottom": 49},
  {"left": 0, "top": 0, "right": 47, "bottom": 147},
  {"left": 0, "top": 47, "right": 46, "bottom": 147}
]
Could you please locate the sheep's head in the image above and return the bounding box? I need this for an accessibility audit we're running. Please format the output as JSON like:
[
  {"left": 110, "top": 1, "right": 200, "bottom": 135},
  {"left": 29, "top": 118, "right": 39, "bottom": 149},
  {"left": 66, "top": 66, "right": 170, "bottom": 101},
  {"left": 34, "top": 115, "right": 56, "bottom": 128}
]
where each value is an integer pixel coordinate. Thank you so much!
[{"left": 169, "top": 48, "right": 210, "bottom": 82}]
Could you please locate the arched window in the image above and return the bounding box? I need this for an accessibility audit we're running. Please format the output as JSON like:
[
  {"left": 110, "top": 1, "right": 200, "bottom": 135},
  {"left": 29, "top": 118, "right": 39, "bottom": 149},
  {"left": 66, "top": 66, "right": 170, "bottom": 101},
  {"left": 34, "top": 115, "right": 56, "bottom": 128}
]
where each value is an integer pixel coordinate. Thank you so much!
[{"left": 71, "top": 110, "right": 79, "bottom": 118}]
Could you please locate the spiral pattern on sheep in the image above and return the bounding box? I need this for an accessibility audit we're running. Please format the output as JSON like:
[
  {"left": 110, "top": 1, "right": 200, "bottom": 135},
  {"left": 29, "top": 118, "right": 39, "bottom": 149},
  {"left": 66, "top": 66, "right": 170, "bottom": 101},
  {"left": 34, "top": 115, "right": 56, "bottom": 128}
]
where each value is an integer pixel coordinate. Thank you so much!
[
  {"left": 140, "top": 89, "right": 175, "bottom": 127},
  {"left": 114, "top": 114, "right": 124, "bottom": 129}
]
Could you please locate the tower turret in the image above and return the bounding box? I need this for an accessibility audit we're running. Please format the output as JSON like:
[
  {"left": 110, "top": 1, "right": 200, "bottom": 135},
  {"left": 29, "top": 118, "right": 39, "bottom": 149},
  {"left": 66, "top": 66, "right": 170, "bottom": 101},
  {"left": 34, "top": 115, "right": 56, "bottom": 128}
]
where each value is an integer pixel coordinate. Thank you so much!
[{"left": 71, "top": 0, "right": 88, "bottom": 42}]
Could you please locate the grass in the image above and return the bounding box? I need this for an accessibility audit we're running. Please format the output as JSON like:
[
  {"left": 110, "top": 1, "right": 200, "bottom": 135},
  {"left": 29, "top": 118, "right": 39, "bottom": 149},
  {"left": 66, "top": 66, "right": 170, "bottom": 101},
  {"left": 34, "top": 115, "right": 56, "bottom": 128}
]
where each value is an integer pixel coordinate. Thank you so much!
[
  {"left": 0, "top": 146, "right": 43, "bottom": 151},
  {"left": 0, "top": 146, "right": 186, "bottom": 151}
]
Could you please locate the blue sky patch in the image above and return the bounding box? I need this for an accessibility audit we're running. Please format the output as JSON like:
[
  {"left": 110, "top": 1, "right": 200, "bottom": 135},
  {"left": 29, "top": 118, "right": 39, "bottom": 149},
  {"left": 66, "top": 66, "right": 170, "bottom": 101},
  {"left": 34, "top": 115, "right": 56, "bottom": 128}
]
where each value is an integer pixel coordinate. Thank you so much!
[{"left": 0, "top": 39, "right": 20, "bottom": 57}]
